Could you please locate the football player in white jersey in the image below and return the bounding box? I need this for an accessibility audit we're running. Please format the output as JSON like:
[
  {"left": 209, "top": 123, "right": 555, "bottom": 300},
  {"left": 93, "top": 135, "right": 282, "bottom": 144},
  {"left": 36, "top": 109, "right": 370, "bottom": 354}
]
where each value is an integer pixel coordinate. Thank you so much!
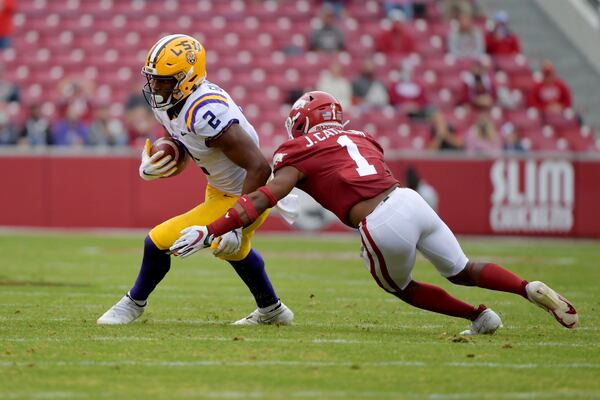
[{"left": 97, "top": 34, "right": 293, "bottom": 325}]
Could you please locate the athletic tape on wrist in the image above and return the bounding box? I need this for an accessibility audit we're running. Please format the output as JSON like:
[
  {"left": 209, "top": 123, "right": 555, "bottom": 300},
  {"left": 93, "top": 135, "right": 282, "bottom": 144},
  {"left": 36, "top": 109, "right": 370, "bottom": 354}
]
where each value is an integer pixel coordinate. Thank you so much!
[
  {"left": 208, "top": 207, "right": 244, "bottom": 237},
  {"left": 258, "top": 186, "right": 278, "bottom": 207},
  {"left": 239, "top": 195, "right": 259, "bottom": 221}
]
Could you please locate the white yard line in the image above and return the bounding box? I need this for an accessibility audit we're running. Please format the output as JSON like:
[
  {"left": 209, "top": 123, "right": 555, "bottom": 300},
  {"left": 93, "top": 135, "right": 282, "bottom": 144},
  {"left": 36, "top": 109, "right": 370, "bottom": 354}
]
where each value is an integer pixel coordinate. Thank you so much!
[
  {"left": 1, "top": 360, "right": 599, "bottom": 371},
  {"left": 2, "top": 312, "right": 599, "bottom": 331},
  {"left": 1, "top": 334, "right": 598, "bottom": 349},
  {"left": 2, "top": 391, "right": 599, "bottom": 400}
]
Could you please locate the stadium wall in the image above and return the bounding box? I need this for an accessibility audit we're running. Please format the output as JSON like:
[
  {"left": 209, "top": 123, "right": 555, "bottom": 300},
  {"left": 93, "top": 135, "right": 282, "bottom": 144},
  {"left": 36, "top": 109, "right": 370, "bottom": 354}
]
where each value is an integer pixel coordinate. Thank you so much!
[{"left": 1, "top": 153, "right": 599, "bottom": 237}]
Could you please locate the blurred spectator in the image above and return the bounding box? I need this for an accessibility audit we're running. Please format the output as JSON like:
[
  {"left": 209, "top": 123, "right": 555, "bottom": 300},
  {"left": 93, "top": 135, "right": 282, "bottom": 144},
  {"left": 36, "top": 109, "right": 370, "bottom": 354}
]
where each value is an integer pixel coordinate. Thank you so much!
[
  {"left": 501, "top": 122, "right": 526, "bottom": 152},
  {"left": 447, "top": 13, "right": 485, "bottom": 60},
  {"left": 308, "top": 4, "right": 346, "bottom": 53},
  {"left": 429, "top": 112, "right": 464, "bottom": 150},
  {"left": 375, "top": 10, "right": 416, "bottom": 55},
  {"left": 57, "top": 78, "right": 94, "bottom": 123},
  {"left": 460, "top": 60, "right": 496, "bottom": 111},
  {"left": 51, "top": 103, "right": 90, "bottom": 146},
  {"left": 124, "top": 83, "right": 160, "bottom": 146},
  {"left": 322, "top": 0, "right": 349, "bottom": 17},
  {"left": 405, "top": 166, "right": 439, "bottom": 211},
  {"left": 125, "top": 104, "right": 162, "bottom": 147},
  {"left": 0, "top": 101, "right": 17, "bottom": 144},
  {"left": 0, "top": 63, "right": 19, "bottom": 103},
  {"left": 89, "top": 104, "right": 128, "bottom": 147},
  {"left": 316, "top": 63, "right": 352, "bottom": 109},
  {"left": 18, "top": 103, "right": 51, "bottom": 146},
  {"left": 485, "top": 11, "right": 521, "bottom": 56},
  {"left": 384, "top": 0, "right": 414, "bottom": 19},
  {"left": 0, "top": 0, "right": 16, "bottom": 50},
  {"left": 352, "top": 59, "right": 389, "bottom": 107},
  {"left": 285, "top": 86, "right": 310, "bottom": 106},
  {"left": 465, "top": 113, "right": 501, "bottom": 153},
  {"left": 388, "top": 62, "right": 429, "bottom": 119},
  {"left": 125, "top": 81, "right": 149, "bottom": 112},
  {"left": 442, "top": 0, "right": 482, "bottom": 19},
  {"left": 528, "top": 60, "right": 572, "bottom": 114}
]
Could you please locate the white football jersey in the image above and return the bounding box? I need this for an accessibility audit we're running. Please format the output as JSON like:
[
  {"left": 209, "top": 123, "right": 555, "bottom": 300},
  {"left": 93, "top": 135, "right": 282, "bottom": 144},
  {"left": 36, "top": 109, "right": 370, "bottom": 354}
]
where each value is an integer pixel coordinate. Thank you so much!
[{"left": 151, "top": 80, "right": 260, "bottom": 195}]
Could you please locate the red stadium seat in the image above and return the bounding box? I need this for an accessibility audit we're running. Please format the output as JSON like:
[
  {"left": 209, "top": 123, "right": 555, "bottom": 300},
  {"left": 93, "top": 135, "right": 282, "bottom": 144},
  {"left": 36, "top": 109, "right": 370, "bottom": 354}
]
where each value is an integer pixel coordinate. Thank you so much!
[
  {"left": 509, "top": 77, "right": 535, "bottom": 97},
  {"left": 543, "top": 109, "right": 579, "bottom": 132},
  {"left": 505, "top": 108, "right": 542, "bottom": 132},
  {"left": 493, "top": 54, "right": 531, "bottom": 75},
  {"left": 8, "top": 0, "right": 590, "bottom": 154},
  {"left": 562, "top": 126, "right": 597, "bottom": 152}
]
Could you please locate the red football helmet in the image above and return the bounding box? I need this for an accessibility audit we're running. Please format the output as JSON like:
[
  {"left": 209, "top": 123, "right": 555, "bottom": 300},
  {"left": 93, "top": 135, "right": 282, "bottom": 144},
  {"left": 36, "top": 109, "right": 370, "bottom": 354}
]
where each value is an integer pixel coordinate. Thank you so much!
[{"left": 285, "top": 91, "right": 344, "bottom": 139}]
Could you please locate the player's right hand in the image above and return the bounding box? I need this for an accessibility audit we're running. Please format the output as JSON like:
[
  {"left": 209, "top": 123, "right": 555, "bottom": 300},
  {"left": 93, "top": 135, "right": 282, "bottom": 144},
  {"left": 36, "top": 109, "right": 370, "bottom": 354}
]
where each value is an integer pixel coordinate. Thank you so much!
[
  {"left": 139, "top": 138, "right": 177, "bottom": 181},
  {"left": 212, "top": 228, "right": 242, "bottom": 257}
]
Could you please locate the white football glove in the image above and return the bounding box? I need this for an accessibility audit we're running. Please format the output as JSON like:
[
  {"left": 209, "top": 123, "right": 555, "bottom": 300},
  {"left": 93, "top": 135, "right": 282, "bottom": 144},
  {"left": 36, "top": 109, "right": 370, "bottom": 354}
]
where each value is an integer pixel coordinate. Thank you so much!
[
  {"left": 139, "top": 138, "right": 177, "bottom": 181},
  {"left": 212, "top": 228, "right": 242, "bottom": 257},
  {"left": 169, "top": 225, "right": 214, "bottom": 258}
]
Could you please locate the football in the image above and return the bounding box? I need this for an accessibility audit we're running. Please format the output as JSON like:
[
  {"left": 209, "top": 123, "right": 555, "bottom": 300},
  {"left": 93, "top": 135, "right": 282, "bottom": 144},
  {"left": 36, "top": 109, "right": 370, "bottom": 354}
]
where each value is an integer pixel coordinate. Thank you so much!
[{"left": 150, "top": 137, "right": 189, "bottom": 177}]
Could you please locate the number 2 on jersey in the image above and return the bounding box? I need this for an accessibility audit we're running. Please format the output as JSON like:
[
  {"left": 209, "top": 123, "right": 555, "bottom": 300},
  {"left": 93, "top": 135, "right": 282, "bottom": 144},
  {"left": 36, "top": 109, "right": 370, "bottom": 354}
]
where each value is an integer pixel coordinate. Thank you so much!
[{"left": 337, "top": 135, "right": 376, "bottom": 177}]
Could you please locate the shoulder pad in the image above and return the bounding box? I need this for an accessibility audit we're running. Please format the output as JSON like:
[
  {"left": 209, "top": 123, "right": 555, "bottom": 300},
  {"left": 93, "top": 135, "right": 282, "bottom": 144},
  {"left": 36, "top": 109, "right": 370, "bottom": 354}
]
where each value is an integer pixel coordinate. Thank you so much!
[{"left": 185, "top": 92, "right": 230, "bottom": 137}]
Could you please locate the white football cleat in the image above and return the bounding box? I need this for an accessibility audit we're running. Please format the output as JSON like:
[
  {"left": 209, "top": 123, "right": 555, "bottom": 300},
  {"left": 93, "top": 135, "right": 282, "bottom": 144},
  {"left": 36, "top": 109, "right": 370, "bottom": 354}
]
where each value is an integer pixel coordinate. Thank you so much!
[
  {"left": 97, "top": 294, "right": 146, "bottom": 325},
  {"left": 526, "top": 281, "right": 578, "bottom": 328},
  {"left": 460, "top": 308, "right": 502, "bottom": 335},
  {"left": 233, "top": 302, "right": 294, "bottom": 325}
]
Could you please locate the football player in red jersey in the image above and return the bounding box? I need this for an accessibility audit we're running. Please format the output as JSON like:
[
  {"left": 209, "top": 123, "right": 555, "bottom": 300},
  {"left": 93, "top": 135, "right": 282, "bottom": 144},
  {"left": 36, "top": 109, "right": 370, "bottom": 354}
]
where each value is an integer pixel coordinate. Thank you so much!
[{"left": 169, "top": 91, "right": 579, "bottom": 334}]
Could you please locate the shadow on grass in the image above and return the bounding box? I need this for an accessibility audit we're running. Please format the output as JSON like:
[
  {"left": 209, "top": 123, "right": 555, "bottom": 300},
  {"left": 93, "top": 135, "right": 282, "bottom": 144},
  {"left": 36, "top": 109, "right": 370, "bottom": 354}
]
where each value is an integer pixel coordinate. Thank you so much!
[{"left": 0, "top": 279, "right": 90, "bottom": 287}]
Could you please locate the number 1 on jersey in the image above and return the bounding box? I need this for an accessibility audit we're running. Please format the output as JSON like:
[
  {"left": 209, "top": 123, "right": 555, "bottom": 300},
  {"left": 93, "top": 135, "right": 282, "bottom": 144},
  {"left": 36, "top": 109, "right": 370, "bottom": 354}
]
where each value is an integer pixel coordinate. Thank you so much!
[{"left": 337, "top": 135, "right": 376, "bottom": 177}]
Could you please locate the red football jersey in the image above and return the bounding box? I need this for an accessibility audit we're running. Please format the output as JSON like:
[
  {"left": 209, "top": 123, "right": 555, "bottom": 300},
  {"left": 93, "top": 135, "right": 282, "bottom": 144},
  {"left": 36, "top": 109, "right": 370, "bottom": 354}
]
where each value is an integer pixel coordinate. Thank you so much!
[{"left": 272, "top": 128, "right": 399, "bottom": 226}]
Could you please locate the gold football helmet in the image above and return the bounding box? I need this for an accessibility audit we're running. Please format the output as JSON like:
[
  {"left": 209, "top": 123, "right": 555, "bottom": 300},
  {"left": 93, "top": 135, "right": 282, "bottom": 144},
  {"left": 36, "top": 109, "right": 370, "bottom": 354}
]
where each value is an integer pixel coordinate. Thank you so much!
[{"left": 142, "top": 34, "right": 207, "bottom": 110}]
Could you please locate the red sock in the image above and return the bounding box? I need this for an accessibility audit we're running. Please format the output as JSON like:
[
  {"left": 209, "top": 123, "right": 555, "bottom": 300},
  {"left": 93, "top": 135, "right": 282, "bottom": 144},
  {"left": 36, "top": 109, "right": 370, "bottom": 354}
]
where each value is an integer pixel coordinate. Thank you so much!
[
  {"left": 395, "top": 281, "right": 482, "bottom": 321},
  {"left": 477, "top": 263, "right": 529, "bottom": 298}
]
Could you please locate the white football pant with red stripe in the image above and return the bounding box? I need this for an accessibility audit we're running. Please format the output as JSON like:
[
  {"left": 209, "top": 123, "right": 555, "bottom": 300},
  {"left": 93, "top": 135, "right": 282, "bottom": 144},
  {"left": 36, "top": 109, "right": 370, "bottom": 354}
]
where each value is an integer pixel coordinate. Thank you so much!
[{"left": 358, "top": 188, "right": 468, "bottom": 292}]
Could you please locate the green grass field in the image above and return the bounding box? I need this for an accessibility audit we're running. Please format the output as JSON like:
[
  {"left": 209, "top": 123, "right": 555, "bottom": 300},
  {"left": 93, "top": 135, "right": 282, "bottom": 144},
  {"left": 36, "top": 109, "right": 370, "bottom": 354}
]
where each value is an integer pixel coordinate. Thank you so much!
[{"left": 1, "top": 231, "right": 599, "bottom": 399}]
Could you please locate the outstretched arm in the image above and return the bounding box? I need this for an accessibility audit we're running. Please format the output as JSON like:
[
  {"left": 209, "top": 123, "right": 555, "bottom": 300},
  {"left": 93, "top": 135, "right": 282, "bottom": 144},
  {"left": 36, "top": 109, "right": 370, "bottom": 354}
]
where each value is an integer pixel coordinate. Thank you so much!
[
  {"left": 169, "top": 166, "right": 302, "bottom": 257},
  {"left": 211, "top": 166, "right": 301, "bottom": 235}
]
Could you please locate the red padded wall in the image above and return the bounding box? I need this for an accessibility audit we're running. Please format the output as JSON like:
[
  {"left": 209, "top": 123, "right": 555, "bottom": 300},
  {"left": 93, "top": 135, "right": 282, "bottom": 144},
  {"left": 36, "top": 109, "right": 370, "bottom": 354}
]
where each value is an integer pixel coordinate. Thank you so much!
[{"left": 1, "top": 153, "right": 598, "bottom": 237}]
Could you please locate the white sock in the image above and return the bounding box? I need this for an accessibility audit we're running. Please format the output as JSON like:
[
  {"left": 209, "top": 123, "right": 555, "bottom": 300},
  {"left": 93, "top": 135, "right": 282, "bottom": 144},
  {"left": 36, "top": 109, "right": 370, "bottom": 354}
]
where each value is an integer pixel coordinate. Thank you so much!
[
  {"left": 127, "top": 292, "right": 147, "bottom": 307},
  {"left": 259, "top": 300, "right": 281, "bottom": 314}
]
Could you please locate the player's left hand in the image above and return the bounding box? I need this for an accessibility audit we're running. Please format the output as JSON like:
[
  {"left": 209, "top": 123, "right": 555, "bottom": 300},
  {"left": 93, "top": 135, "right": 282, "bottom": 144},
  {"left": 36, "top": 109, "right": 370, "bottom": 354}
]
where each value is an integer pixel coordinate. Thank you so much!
[
  {"left": 212, "top": 228, "right": 242, "bottom": 257},
  {"left": 169, "top": 226, "right": 213, "bottom": 258},
  {"left": 139, "top": 139, "right": 177, "bottom": 181}
]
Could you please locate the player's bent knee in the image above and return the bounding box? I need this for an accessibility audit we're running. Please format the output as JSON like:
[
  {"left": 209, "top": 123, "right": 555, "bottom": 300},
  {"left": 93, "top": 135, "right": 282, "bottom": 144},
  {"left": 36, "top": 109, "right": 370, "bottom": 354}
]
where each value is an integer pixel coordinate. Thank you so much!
[
  {"left": 391, "top": 281, "right": 418, "bottom": 303},
  {"left": 148, "top": 227, "right": 173, "bottom": 251},
  {"left": 447, "top": 270, "right": 471, "bottom": 286},
  {"left": 144, "top": 234, "right": 159, "bottom": 250},
  {"left": 447, "top": 261, "right": 484, "bottom": 286}
]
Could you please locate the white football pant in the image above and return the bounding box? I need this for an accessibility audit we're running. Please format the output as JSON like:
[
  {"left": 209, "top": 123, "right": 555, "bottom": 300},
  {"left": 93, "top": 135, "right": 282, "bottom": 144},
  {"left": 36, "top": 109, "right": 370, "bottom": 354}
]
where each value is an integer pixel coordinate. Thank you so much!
[{"left": 358, "top": 188, "right": 468, "bottom": 292}]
